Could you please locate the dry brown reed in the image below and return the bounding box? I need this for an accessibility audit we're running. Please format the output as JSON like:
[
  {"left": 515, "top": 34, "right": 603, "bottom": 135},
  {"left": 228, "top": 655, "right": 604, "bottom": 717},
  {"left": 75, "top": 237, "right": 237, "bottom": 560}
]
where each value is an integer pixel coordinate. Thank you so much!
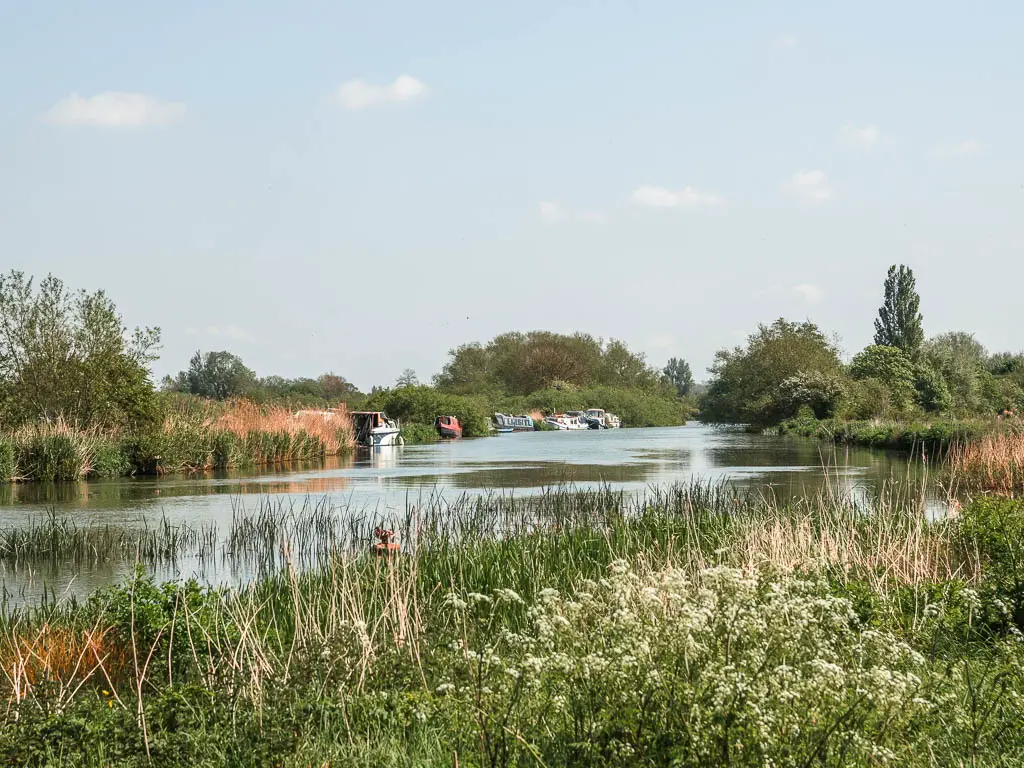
[
  {"left": 212, "top": 400, "right": 354, "bottom": 454},
  {"left": 947, "top": 432, "right": 1024, "bottom": 496}
]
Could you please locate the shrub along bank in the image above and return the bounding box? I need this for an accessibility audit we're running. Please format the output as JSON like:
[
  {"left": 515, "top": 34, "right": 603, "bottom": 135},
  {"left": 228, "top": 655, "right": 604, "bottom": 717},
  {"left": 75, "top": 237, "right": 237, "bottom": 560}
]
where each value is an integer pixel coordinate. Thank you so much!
[{"left": 775, "top": 410, "right": 994, "bottom": 453}]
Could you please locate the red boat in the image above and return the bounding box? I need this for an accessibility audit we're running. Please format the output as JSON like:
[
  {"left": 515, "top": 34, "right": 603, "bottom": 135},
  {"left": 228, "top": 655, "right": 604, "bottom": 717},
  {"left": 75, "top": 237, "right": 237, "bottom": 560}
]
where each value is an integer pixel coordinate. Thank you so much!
[{"left": 434, "top": 415, "right": 462, "bottom": 439}]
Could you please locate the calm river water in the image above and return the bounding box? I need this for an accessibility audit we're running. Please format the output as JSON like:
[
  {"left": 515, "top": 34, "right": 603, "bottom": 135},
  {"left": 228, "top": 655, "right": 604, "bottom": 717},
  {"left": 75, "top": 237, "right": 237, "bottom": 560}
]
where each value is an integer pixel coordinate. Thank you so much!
[{"left": 0, "top": 424, "right": 931, "bottom": 601}]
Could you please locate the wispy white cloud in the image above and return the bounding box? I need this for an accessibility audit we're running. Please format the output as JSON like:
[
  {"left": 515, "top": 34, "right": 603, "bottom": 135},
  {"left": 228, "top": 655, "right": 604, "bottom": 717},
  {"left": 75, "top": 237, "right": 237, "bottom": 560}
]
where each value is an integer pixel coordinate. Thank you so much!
[
  {"left": 935, "top": 139, "right": 982, "bottom": 157},
  {"left": 782, "top": 170, "right": 833, "bottom": 204},
  {"left": 793, "top": 283, "right": 824, "bottom": 304},
  {"left": 336, "top": 75, "right": 428, "bottom": 110},
  {"left": 539, "top": 201, "right": 605, "bottom": 224},
  {"left": 840, "top": 124, "right": 885, "bottom": 151},
  {"left": 185, "top": 325, "right": 257, "bottom": 343},
  {"left": 46, "top": 92, "right": 186, "bottom": 127},
  {"left": 631, "top": 185, "right": 724, "bottom": 209}
]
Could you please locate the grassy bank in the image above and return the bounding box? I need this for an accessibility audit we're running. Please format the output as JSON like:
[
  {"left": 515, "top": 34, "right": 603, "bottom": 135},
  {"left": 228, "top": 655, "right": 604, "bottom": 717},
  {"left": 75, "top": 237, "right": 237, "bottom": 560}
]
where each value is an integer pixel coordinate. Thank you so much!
[
  {"left": 775, "top": 412, "right": 998, "bottom": 453},
  {"left": 3, "top": 484, "right": 1024, "bottom": 765},
  {"left": 0, "top": 400, "right": 354, "bottom": 482}
]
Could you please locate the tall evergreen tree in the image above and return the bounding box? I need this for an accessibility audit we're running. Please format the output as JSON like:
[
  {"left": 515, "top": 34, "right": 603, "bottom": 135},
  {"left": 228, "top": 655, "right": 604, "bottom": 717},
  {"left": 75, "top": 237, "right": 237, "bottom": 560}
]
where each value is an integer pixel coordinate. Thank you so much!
[{"left": 873, "top": 265, "right": 924, "bottom": 358}]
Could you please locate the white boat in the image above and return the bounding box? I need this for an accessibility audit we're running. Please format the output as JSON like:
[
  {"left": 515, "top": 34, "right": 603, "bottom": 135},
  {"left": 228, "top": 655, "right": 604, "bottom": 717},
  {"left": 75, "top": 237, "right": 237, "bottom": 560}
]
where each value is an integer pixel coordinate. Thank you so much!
[
  {"left": 584, "top": 408, "right": 609, "bottom": 429},
  {"left": 544, "top": 413, "right": 588, "bottom": 430},
  {"left": 494, "top": 413, "right": 535, "bottom": 432},
  {"left": 352, "top": 411, "right": 403, "bottom": 447},
  {"left": 606, "top": 412, "right": 621, "bottom": 429}
]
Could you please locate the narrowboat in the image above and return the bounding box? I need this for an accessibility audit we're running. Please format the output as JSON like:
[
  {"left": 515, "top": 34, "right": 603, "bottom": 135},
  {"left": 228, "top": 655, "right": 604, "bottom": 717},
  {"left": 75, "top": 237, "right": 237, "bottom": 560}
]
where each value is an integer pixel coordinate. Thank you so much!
[
  {"left": 493, "top": 413, "right": 535, "bottom": 432},
  {"left": 435, "top": 415, "right": 463, "bottom": 439}
]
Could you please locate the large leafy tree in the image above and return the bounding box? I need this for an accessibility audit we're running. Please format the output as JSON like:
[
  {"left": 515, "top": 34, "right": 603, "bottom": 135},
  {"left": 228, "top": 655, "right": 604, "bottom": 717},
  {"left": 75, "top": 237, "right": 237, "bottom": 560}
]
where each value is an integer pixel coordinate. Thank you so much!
[
  {"left": 702, "top": 319, "right": 843, "bottom": 426},
  {"left": 922, "top": 332, "right": 988, "bottom": 412},
  {"left": 171, "top": 350, "right": 257, "bottom": 400},
  {"left": 662, "top": 357, "right": 694, "bottom": 396},
  {"left": 0, "top": 271, "right": 161, "bottom": 429},
  {"left": 873, "top": 265, "right": 924, "bottom": 358},
  {"left": 434, "top": 331, "right": 658, "bottom": 395}
]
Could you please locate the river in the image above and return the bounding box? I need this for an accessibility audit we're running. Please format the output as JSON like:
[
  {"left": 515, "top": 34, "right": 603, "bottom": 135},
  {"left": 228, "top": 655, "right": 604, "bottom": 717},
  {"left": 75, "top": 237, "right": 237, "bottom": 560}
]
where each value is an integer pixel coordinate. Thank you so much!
[{"left": 0, "top": 424, "right": 932, "bottom": 602}]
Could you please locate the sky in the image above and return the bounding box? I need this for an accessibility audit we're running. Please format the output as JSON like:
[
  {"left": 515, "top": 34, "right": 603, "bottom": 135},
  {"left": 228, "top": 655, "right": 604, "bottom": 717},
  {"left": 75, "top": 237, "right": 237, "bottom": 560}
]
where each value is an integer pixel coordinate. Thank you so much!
[{"left": 1, "top": 1, "right": 1022, "bottom": 391}]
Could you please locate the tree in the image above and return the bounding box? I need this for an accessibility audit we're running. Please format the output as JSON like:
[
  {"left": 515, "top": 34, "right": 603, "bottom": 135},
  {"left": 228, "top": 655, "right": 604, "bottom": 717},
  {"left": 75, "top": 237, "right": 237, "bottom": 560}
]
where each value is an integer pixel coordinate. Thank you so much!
[
  {"left": 172, "top": 350, "right": 256, "bottom": 400},
  {"left": 434, "top": 331, "right": 658, "bottom": 395},
  {"left": 0, "top": 271, "right": 161, "bottom": 429},
  {"left": 849, "top": 345, "right": 916, "bottom": 411},
  {"left": 395, "top": 368, "right": 419, "bottom": 388},
  {"left": 662, "top": 357, "right": 694, "bottom": 396},
  {"left": 873, "top": 265, "right": 924, "bottom": 358},
  {"left": 922, "top": 332, "right": 988, "bottom": 413},
  {"left": 702, "top": 319, "right": 843, "bottom": 426}
]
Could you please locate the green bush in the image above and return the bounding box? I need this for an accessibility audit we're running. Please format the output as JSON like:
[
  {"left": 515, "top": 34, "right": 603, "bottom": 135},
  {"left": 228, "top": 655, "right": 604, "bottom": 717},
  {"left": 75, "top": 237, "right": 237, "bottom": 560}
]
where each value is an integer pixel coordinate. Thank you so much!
[
  {"left": 957, "top": 497, "right": 1024, "bottom": 631},
  {"left": 89, "top": 439, "right": 133, "bottom": 478},
  {"left": 400, "top": 422, "right": 438, "bottom": 444}
]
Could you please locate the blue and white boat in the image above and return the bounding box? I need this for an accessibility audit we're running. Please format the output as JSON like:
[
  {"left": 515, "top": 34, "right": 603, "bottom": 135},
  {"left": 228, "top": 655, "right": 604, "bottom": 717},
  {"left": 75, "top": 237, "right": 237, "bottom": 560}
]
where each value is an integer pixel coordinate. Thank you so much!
[{"left": 493, "top": 413, "right": 535, "bottom": 432}]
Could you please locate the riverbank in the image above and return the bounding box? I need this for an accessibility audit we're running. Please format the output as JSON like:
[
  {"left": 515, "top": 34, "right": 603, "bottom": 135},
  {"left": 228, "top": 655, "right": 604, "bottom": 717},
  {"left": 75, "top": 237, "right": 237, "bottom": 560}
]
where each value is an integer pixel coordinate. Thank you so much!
[
  {"left": 2, "top": 483, "right": 1023, "bottom": 765},
  {"left": 0, "top": 400, "right": 354, "bottom": 482},
  {"left": 773, "top": 412, "right": 1007, "bottom": 453}
]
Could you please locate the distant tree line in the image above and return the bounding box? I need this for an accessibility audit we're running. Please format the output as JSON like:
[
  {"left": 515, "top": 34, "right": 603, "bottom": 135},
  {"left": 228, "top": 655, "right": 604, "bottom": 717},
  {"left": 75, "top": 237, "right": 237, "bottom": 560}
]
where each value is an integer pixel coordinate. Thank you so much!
[
  {"left": 701, "top": 264, "right": 1024, "bottom": 426},
  {"left": 434, "top": 331, "right": 678, "bottom": 396},
  {"left": 163, "top": 350, "right": 364, "bottom": 408}
]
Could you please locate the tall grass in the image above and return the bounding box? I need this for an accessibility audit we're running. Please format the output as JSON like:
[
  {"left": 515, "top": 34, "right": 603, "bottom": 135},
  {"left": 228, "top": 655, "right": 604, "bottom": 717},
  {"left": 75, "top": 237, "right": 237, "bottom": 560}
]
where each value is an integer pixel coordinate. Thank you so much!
[
  {"left": 0, "top": 483, "right": 1016, "bottom": 766},
  {"left": 1, "top": 400, "right": 355, "bottom": 481},
  {"left": 948, "top": 431, "right": 1024, "bottom": 495}
]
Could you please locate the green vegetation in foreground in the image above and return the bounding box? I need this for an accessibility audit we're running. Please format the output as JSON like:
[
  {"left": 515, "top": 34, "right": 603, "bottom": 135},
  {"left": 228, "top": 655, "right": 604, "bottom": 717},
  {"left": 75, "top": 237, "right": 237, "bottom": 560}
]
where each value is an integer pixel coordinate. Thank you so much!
[
  {"left": 4, "top": 484, "right": 1024, "bottom": 766},
  {"left": 700, "top": 264, "right": 1024, "bottom": 450}
]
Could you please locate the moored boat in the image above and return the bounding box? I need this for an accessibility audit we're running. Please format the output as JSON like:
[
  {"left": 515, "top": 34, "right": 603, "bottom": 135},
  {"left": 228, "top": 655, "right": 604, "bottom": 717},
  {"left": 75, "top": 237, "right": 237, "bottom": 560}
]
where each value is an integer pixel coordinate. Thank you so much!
[
  {"left": 435, "top": 415, "right": 462, "bottom": 439},
  {"left": 352, "top": 411, "right": 403, "bottom": 447},
  {"left": 584, "top": 408, "right": 609, "bottom": 429},
  {"left": 544, "top": 413, "right": 587, "bottom": 430},
  {"left": 493, "top": 413, "right": 535, "bottom": 432}
]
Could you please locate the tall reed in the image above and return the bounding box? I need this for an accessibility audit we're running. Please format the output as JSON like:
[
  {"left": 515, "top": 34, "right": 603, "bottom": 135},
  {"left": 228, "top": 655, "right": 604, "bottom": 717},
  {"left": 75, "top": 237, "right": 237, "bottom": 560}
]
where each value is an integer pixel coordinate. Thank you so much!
[{"left": 948, "top": 431, "right": 1024, "bottom": 495}]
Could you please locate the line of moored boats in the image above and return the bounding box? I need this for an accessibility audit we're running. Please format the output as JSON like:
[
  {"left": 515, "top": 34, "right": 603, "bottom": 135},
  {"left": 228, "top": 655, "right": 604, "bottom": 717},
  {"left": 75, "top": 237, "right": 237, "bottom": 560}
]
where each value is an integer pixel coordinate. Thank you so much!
[
  {"left": 343, "top": 407, "right": 622, "bottom": 448},
  {"left": 494, "top": 408, "right": 621, "bottom": 432}
]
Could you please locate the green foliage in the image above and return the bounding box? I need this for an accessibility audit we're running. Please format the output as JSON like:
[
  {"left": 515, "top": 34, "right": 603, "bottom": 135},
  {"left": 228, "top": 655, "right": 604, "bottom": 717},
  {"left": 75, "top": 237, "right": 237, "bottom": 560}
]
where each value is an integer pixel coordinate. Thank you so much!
[
  {"left": 873, "top": 264, "right": 924, "bottom": 358},
  {"left": 662, "top": 356, "right": 694, "bottom": 395},
  {"left": 400, "top": 421, "right": 438, "bottom": 444},
  {"left": 368, "top": 385, "right": 491, "bottom": 437},
  {"left": 913, "top": 363, "right": 954, "bottom": 413},
  {"left": 702, "top": 318, "right": 843, "bottom": 426},
  {"left": 167, "top": 350, "right": 257, "bottom": 400},
  {"left": 777, "top": 415, "right": 985, "bottom": 452},
  {"left": 435, "top": 331, "right": 661, "bottom": 395},
  {"left": 0, "top": 271, "right": 161, "bottom": 431},
  {"left": 850, "top": 345, "right": 917, "bottom": 410},
  {"left": 957, "top": 497, "right": 1024, "bottom": 631},
  {"left": 922, "top": 332, "right": 989, "bottom": 413}
]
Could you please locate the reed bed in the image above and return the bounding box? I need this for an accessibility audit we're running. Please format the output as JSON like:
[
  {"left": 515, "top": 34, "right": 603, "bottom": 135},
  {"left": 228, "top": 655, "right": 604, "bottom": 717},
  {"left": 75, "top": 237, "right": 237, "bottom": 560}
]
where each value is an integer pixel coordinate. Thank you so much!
[
  {"left": 948, "top": 431, "right": 1024, "bottom": 495},
  {"left": 0, "top": 400, "right": 356, "bottom": 481}
]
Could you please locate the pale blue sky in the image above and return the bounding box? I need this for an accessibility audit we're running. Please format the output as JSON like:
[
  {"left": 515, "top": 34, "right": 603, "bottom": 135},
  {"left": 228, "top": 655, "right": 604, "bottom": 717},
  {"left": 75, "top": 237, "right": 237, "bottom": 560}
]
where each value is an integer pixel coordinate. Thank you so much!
[{"left": 2, "top": 1, "right": 1022, "bottom": 389}]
